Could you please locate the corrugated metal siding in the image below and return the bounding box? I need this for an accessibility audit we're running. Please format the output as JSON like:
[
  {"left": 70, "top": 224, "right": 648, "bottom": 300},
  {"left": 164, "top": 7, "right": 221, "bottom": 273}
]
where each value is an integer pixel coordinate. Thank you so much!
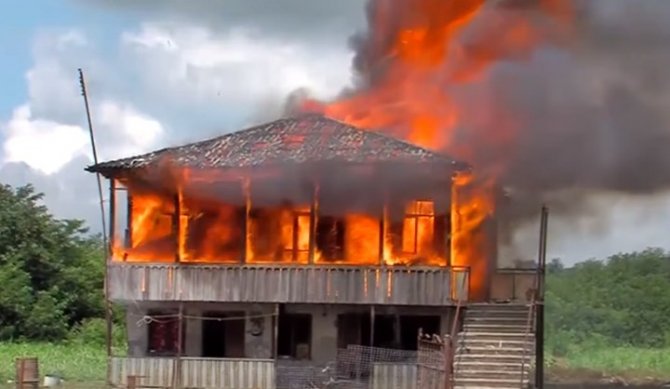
[
  {"left": 110, "top": 357, "right": 173, "bottom": 387},
  {"left": 372, "top": 363, "right": 417, "bottom": 389},
  {"left": 109, "top": 264, "right": 464, "bottom": 305},
  {"left": 181, "top": 358, "right": 275, "bottom": 389},
  {"left": 110, "top": 357, "right": 275, "bottom": 389}
]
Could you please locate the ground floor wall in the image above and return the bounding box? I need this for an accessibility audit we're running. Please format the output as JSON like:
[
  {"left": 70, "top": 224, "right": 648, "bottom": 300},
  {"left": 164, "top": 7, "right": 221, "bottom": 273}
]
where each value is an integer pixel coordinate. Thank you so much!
[{"left": 122, "top": 302, "right": 454, "bottom": 364}]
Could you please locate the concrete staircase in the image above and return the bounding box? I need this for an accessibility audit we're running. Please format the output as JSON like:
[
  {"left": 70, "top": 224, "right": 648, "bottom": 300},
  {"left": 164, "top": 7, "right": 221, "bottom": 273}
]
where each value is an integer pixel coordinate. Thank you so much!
[{"left": 453, "top": 304, "right": 535, "bottom": 389}]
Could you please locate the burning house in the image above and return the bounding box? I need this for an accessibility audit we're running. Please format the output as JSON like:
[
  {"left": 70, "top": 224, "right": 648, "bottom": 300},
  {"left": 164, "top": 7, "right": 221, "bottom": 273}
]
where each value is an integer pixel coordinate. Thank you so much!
[{"left": 87, "top": 114, "right": 541, "bottom": 389}]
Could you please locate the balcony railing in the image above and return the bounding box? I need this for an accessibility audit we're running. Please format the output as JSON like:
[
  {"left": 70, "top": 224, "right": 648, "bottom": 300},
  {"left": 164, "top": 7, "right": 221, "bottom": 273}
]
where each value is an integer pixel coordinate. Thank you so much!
[{"left": 108, "top": 263, "right": 469, "bottom": 305}]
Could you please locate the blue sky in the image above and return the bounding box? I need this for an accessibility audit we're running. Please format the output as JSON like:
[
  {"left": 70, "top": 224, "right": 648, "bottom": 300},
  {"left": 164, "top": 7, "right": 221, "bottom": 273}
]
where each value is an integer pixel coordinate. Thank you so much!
[
  {"left": 0, "top": 0, "right": 669, "bottom": 264},
  {"left": 0, "top": 2, "right": 135, "bottom": 119}
]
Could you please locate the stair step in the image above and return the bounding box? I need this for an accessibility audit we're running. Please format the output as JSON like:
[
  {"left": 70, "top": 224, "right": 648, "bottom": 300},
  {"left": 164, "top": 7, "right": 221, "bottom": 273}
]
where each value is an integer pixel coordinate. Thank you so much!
[
  {"left": 454, "top": 377, "right": 530, "bottom": 389},
  {"left": 466, "top": 309, "right": 529, "bottom": 317},
  {"left": 454, "top": 387, "right": 526, "bottom": 389},
  {"left": 458, "top": 332, "right": 531, "bottom": 341},
  {"left": 456, "top": 345, "right": 535, "bottom": 356},
  {"left": 456, "top": 338, "right": 534, "bottom": 348},
  {"left": 463, "top": 323, "right": 529, "bottom": 332},
  {"left": 467, "top": 303, "right": 529, "bottom": 310},
  {"left": 464, "top": 317, "right": 530, "bottom": 326},
  {"left": 456, "top": 369, "right": 530, "bottom": 379},
  {"left": 455, "top": 354, "right": 534, "bottom": 364},
  {"left": 455, "top": 361, "right": 533, "bottom": 372}
]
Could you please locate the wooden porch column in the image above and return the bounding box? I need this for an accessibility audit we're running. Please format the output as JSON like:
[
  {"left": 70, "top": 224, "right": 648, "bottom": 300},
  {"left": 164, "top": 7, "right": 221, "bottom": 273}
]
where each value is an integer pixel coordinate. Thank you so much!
[
  {"left": 273, "top": 303, "right": 280, "bottom": 359},
  {"left": 242, "top": 178, "right": 251, "bottom": 264},
  {"left": 378, "top": 191, "right": 387, "bottom": 266},
  {"left": 308, "top": 181, "right": 318, "bottom": 264},
  {"left": 126, "top": 190, "right": 133, "bottom": 250},
  {"left": 369, "top": 305, "right": 375, "bottom": 347},
  {"left": 172, "top": 302, "right": 184, "bottom": 389},
  {"left": 449, "top": 174, "right": 460, "bottom": 269},
  {"left": 105, "top": 179, "right": 115, "bottom": 385},
  {"left": 108, "top": 179, "right": 116, "bottom": 261},
  {"left": 445, "top": 177, "right": 454, "bottom": 267},
  {"left": 173, "top": 193, "right": 182, "bottom": 263}
]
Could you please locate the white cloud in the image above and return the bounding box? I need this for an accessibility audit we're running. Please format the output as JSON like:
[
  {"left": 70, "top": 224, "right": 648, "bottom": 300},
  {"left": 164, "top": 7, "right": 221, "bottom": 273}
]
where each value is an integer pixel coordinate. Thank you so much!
[
  {"left": 96, "top": 101, "right": 164, "bottom": 160},
  {"left": 0, "top": 30, "right": 164, "bottom": 188},
  {"left": 121, "top": 23, "right": 352, "bottom": 105},
  {"left": 1, "top": 100, "right": 165, "bottom": 175},
  {"left": 2, "top": 105, "right": 89, "bottom": 175}
]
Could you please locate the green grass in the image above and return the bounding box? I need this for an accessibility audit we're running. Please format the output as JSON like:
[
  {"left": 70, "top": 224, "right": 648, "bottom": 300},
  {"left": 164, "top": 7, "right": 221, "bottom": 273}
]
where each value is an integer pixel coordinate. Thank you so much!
[
  {"left": 3, "top": 342, "right": 670, "bottom": 385},
  {"left": 549, "top": 347, "right": 670, "bottom": 382},
  {"left": 0, "top": 342, "right": 106, "bottom": 385}
]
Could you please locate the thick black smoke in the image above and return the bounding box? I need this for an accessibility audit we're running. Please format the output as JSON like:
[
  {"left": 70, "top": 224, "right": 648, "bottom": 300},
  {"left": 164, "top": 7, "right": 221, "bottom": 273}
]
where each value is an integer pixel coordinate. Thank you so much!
[{"left": 326, "top": 0, "right": 670, "bottom": 224}]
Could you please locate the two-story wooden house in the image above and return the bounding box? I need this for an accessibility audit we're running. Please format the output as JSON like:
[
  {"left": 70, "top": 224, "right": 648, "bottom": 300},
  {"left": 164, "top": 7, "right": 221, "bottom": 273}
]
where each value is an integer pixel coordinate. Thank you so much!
[{"left": 87, "top": 114, "right": 540, "bottom": 389}]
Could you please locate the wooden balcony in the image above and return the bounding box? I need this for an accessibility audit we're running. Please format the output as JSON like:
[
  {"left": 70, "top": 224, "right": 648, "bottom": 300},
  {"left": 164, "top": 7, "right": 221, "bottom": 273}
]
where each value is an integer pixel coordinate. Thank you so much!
[{"left": 107, "top": 263, "right": 469, "bottom": 305}]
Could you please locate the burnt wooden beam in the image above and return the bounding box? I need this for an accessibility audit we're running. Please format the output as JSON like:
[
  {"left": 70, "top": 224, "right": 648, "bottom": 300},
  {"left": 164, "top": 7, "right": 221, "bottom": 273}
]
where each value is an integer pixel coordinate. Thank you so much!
[
  {"left": 173, "top": 193, "right": 181, "bottom": 263},
  {"left": 242, "top": 178, "right": 251, "bottom": 264},
  {"left": 378, "top": 193, "right": 387, "bottom": 266},
  {"left": 126, "top": 190, "right": 133, "bottom": 250},
  {"left": 369, "top": 305, "right": 375, "bottom": 347},
  {"left": 449, "top": 173, "right": 461, "bottom": 269},
  {"left": 108, "top": 179, "right": 116, "bottom": 260},
  {"left": 272, "top": 304, "right": 279, "bottom": 359},
  {"left": 308, "top": 181, "right": 318, "bottom": 264}
]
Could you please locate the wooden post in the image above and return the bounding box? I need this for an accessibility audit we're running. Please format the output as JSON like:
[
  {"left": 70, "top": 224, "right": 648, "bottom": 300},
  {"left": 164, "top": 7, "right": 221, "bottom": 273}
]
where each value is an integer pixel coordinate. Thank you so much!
[
  {"left": 535, "top": 206, "right": 549, "bottom": 389},
  {"left": 127, "top": 375, "right": 138, "bottom": 389},
  {"left": 273, "top": 304, "right": 280, "bottom": 359},
  {"left": 242, "top": 178, "right": 251, "bottom": 264},
  {"left": 444, "top": 334, "right": 453, "bottom": 389},
  {"left": 369, "top": 305, "right": 375, "bottom": 347},
  {"left": 172, "top": 303, "right": 184, "bottom": 389},
  {"left": 308, "top": 181, "right": 318, "bottom": 264},
  {"left": 378, "top": 191, "right": 387, "bottom": 265},
  {"left": 444, "top": 178, "right": 451, "bottom": 267},
  {"left": 108, "top": 179, "right": 116, "bottom": 259},
  {"left": 173, "top": 193, "right": 181, "bottom": 263},
  {"left": 126, "top": 190, "right": 133, "bottom": 250},
  {"left": 449, "top": 174, "right": 459, "bottom": 269},
  {"left": 105, "top": 179, "right": 115, "bottom": 385}
]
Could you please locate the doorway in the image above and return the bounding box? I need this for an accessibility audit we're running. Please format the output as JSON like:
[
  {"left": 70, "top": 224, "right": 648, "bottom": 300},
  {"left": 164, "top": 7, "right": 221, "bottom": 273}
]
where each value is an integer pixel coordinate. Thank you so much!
[{"left": 201, "top": 311, "right": 245, "bottom": 358}]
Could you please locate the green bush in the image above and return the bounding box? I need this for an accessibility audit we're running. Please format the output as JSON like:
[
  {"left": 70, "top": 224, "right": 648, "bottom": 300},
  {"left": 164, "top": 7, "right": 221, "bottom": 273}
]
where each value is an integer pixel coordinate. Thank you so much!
[{"left": 69, "top": 318, "right": 127, "bottom": 348}]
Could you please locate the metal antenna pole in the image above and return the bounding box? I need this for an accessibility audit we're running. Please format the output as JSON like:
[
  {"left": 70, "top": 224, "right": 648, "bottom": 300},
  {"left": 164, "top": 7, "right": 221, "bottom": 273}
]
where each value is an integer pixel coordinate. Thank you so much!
[
  {"left": 78, "top": 68, "right": 109, "bottom": 252},
  {"left": 78, "top": 69, "right": 113, "bottom": 383},
  {"left": 535, "top": 205, "right": 549, "bottom": 389}
]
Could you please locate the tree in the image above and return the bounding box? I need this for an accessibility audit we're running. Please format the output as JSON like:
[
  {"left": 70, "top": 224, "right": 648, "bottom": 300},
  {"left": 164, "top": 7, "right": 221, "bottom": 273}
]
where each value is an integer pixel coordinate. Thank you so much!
[
  {"left": 546, "top": 248, "right": 670, "bottom": 349},
  {"left": 0, "top": 184, "right": 105, "bottom": 341}
]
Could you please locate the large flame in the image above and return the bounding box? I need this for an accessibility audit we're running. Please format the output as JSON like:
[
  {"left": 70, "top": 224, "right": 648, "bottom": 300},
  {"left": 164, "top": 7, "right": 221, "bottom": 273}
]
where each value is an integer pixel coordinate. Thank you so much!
[
  {"left": 299, "top": 0, "right": 573, "bottom": 298},
  {"left": 114, "top": 180, "right": 447, "bottom": 267}
]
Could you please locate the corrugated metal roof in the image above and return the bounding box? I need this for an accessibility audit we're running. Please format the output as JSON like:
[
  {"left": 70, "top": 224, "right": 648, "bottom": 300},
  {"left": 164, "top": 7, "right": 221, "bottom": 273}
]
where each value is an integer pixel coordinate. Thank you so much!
[{"left": 86, "top": 114, "right": 468, "bottom": 176}]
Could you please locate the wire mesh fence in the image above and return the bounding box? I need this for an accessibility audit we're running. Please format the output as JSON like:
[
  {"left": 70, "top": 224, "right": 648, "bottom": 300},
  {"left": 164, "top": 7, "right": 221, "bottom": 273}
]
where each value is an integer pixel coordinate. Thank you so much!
[
  {"left": 275, "top": 342, "right": 446, "bottom": 389},
  {"left": 417, "top": 333, "right": 448, "bottom": 389}
]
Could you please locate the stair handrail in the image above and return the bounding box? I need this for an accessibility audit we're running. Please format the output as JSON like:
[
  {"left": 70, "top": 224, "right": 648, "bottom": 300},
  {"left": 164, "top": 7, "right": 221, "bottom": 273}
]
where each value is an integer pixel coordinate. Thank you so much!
[
  {"left": 520, "top": 205, "right": 549, "bottom": 388},
  {"left": 446, "top": 267, "right": 468, "bottom": 389},
  {"left": 519, "top": 290, "right": 536, "bottom": 388}
]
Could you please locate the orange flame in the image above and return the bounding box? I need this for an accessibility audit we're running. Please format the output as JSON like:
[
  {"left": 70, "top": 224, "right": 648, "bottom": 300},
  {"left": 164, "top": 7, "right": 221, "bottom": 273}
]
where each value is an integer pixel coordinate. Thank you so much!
[
  {"left": 113, "top": 179, "right": 449, "bottom": 267},
  {"left": 299, "top": 0, "right": 574, "bottom": 298}
]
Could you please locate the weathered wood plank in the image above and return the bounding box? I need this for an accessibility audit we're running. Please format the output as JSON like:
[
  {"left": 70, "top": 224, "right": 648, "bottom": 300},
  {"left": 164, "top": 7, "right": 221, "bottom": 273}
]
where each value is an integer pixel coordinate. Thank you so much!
[{"left": 108, "top": 264, "right": 462, "bottom": 305}]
